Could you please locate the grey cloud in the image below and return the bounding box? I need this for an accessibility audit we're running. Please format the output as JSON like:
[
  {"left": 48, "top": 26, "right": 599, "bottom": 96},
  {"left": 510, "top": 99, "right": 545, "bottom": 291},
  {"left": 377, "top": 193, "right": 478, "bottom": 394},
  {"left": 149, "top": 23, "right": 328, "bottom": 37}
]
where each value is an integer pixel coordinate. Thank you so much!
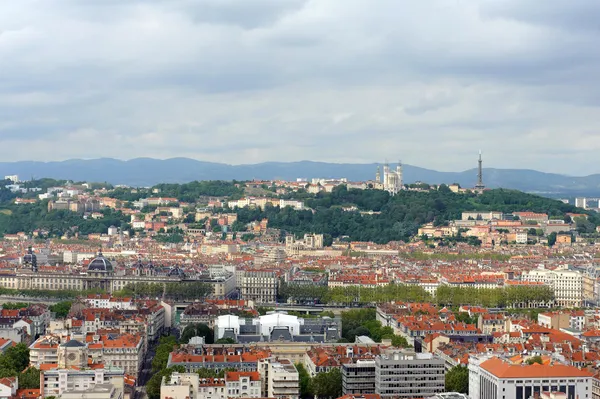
[{"left": 1, "top": 0, "right": 600, "bottom": 175}]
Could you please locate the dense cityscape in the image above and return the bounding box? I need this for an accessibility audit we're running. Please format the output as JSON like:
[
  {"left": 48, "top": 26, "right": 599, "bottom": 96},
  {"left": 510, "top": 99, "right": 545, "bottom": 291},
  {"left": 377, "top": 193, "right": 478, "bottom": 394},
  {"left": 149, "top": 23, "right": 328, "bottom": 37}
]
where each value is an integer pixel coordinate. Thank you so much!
[
  {"left": 3, "top": 1, "right": 600, "bottom": 399},
  {"left": 1, "top": 163, "right": 600, "bottom": 399}
]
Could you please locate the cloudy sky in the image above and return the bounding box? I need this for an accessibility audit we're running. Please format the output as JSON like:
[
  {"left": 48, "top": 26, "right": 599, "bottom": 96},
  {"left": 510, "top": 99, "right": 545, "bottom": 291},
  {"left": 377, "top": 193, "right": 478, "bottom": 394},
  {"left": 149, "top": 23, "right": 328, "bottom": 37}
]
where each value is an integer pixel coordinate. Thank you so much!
[{"left": 1, "top": 0, "right": 599, "bottom": 175}]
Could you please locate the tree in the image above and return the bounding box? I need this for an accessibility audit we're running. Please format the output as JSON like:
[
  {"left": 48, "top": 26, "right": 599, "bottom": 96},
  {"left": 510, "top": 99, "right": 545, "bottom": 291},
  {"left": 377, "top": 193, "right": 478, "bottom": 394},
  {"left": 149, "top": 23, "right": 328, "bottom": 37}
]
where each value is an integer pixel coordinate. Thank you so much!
[
  {"left": 455, "top": 312, "right": 476, "bottom": 325},
  {"left": 49, "top": 301, "right": 72, "bottom": 318},
  {"left": 2, "top": 343, "right": 30, "bottom": 372},
  {"left": 526, "top": 355, "right": 543, "bottom": 365},
  {"left": 389, "top": 335, "right": 409, "bottom": 348},
  {"left": 312, "top": 368, "right": 342, "bottom": 399},
  {"left": 19, "top": 367, "right": 41, "bottom": 389},
  {"left": 196, "top": 368, "right": 220, "bottom": 378},
  {"left": 152, "top": 336, "right": 179, "bottom": 372},
  {"left": 548, "top": 232, "right": 557, "bottom": 247},
  {"left": 445, "top": 365, "right": 468, "bottom": 393},
  {"left": 1, "top": 302, "right": 29, "bottom": 310},
  {"left": 296, "top": 363, "right": 314, "bottom": 399},
  {"left": 215, "top": 337, "right": 235, "bottom": 344},
  {"left": 574, "top": 216, "right": 595, "bottom": 234},
  {"left": 146, "top": 366, "right": 185, "bottom": 399},
  {"left": 180, "top": 323, "right": 214, "bottom": 345}
]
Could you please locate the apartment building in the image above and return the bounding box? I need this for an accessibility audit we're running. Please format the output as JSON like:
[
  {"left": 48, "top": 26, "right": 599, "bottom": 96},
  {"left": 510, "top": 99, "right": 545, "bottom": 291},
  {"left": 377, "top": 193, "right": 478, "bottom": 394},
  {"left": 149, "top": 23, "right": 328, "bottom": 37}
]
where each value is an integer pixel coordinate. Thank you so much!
[
  {"left": 258, "top": 358, "right": 300, "bottom": 399},
  {"left": 99, "top": 333, "right": 145, "bottom": 377},
  {"left": 342, "top": 360, "right": 376, "bottom": 395},
  {"left": 40, "top": 367, "right": 125, "bottom": 398},
  {"left": 160, "top": 371, "right": 262, "bottom": 399},
  {"left": 375, "top": 350, "right": 445, "bottom": 398},
  {"left": 522, "top": 268, "right": 583, "bottom": 307},
  {"left": 239, "top": 270, "right": 278, "bottom": 304},
  {"left": 468, "top": 355, "right": 592, "bottom": 399},
  {"left": 167, "top": 349, "right": 270, "bottom": 373},
  {"left": 30, "top": 333, "right": 145, "bottom": 377}
]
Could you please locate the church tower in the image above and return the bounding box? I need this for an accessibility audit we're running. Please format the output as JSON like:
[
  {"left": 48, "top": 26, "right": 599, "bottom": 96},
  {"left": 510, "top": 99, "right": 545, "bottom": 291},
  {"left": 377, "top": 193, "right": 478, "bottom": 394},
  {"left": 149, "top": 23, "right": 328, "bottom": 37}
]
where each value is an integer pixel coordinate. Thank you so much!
[
  {"left": 396, "top": 161, "right": 403, "bottom": 189},
  {"left": 375, "top": 166, "right": 381, "bottom": 183}
]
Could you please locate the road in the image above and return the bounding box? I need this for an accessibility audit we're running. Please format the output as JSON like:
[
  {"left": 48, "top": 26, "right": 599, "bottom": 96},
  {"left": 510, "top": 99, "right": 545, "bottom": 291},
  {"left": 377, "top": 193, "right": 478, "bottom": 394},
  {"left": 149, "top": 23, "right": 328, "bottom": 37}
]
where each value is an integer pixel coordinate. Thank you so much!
[{"left": 0, "top": 295, "right": 60, "bottom": 305}]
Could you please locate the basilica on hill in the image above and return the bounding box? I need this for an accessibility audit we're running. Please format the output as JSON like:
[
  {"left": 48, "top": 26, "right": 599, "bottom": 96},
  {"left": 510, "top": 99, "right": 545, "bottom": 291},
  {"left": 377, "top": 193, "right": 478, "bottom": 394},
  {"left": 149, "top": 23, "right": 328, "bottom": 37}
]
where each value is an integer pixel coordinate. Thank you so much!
[{"left": 374, "top": 162, "right": 403, "bottom": 195}]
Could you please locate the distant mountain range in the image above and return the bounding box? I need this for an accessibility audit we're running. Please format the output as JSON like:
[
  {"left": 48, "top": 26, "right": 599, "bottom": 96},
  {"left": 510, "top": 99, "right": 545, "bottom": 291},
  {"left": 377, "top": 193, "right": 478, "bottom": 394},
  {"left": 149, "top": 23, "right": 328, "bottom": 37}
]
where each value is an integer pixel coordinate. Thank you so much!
[{"left": 2, "top": 158, "right": 600, "bottom": 196}]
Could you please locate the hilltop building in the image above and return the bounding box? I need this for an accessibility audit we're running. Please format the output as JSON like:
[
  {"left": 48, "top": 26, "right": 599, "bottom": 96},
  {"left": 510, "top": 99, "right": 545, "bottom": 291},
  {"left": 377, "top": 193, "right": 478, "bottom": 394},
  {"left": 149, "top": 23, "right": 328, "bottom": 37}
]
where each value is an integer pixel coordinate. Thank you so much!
[{"left": 375, "top": 162, "right": 403, "bottom": 195}]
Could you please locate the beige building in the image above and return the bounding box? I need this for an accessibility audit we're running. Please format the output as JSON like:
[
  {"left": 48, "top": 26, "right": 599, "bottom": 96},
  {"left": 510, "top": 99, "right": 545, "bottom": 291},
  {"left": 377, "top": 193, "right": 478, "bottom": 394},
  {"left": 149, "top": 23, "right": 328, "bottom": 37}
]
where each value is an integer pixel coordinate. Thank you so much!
[
  {"left": 30, "top": 333, "right": 145, "bottom": 378},
  {"left": 537, "top": 312, "right": 570, "bottom": 330},
  {"left": 161, "top": 371, "right": 263, "bottom": 399},
  {"left": 239, "top": 270, "right": 278, "bottom": 304},
  {"left": 2, "top": 250, "right": 234, "bottom": 297},
  {"left": 258, "top": 358, "right": 299, "bottom": 399}
]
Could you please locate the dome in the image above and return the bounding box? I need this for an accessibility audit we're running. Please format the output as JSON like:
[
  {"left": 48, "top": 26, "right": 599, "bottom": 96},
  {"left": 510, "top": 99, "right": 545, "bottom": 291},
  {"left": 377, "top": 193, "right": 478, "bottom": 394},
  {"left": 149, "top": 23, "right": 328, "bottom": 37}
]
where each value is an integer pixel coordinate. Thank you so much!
[
  {"left": 87, "top": 251, "right": 113, "bottom": 272},
  {"left": 167, "top": 266, "right": 185, "bottom": 277}
]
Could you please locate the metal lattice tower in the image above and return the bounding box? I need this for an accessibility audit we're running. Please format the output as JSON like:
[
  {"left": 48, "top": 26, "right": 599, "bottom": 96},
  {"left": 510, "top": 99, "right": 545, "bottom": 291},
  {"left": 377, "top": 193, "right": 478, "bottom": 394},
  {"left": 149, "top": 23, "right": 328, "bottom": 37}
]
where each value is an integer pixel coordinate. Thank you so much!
[{"left": 475, "top": 150, "right": 485, "bottom": 191}]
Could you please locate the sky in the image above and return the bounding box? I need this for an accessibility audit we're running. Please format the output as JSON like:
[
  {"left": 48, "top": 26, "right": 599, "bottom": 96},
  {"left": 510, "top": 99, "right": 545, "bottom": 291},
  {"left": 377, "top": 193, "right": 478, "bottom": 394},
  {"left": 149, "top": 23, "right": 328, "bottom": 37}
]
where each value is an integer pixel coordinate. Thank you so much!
[{"left": 1, "top": 0, "right": 600, "bottom": 175}]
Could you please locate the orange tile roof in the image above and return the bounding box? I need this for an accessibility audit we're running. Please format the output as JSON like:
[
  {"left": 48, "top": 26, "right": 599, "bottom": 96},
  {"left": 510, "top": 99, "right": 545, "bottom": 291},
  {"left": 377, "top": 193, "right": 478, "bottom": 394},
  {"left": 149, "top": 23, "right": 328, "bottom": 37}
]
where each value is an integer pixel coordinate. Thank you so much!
[
  {"left": 15, "top": 389, "right": 41, "bottom": 399},
  {"left": 480, "top": 357, "right": 592, "bottom": 378},
  {"left": 226, "top": 371, "right": 260, "bottom": 382}
]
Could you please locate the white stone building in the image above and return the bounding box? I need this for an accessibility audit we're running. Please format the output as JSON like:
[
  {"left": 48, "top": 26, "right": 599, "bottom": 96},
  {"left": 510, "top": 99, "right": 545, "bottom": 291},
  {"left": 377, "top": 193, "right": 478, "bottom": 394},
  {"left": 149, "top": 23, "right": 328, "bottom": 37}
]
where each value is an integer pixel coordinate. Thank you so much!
[
  {"left": 468, "top": 355, "right": 592, "bottom": 399},
  {"left": 522, "top": 267, "right": 583, "bottom": 307}
]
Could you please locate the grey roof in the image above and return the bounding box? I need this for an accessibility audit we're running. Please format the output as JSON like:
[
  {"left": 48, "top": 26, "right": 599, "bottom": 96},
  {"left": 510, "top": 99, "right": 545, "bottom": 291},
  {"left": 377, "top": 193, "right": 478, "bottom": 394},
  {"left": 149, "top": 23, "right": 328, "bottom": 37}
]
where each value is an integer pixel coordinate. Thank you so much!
[
  {"left": 88, "top": 252, "right": 113, "bottom": 272},
  {"left": 62, "top": 339, "right": 86, "bottom": 348}
]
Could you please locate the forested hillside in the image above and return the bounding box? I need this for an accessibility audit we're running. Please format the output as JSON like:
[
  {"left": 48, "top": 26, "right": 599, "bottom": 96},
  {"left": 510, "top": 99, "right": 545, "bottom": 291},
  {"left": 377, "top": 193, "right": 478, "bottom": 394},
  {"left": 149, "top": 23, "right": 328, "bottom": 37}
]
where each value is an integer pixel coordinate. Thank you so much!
[
  {"left": 233, "top": 185, "right": 597, "bottom": 243},
  {"left": 0, "top": 202, "right": 129, "bottom": 237}
]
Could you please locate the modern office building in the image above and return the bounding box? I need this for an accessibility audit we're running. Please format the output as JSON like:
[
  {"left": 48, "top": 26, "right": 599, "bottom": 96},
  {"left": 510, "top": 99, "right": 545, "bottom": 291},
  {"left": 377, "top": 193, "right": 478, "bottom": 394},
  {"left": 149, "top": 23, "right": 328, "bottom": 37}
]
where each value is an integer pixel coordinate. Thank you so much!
[
  {"left": 342, "top": 360, "right": 376, "bottom": 395},
  {"left": 375, "top": 350, "right": 445, "bottom": 398}
]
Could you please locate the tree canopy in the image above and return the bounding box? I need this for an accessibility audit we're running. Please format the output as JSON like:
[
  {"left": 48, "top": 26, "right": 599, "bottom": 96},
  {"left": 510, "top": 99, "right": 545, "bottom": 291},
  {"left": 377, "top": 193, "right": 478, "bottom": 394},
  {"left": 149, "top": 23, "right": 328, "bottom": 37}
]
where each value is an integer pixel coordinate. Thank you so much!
[
  {"left": 233, "top": 186, "right": 597, "bottom": 243},
  {"left": 445, "top": 365, "right": 468, "bottom": 394}
]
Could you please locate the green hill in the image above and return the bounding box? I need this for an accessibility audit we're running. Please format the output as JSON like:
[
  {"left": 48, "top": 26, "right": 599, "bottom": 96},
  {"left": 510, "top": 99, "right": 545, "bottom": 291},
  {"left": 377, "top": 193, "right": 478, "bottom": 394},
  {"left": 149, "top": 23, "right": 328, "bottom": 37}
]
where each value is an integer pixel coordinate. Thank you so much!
[{"left": 234, "top": 185, "right": 597, "bottom": 244}]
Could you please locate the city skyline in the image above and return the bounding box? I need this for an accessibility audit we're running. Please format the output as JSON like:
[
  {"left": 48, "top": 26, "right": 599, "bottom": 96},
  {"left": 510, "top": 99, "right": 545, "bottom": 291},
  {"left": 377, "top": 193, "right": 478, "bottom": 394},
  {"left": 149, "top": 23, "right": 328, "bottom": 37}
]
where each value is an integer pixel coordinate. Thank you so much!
[{"left": 1, "top": 1, "right": 600, "bottom": 175}]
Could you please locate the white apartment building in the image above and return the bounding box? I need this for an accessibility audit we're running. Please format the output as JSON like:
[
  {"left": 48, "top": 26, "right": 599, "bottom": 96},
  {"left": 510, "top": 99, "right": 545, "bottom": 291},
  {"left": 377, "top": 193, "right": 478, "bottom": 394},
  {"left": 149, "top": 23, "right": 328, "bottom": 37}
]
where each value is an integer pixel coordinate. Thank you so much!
[
  {"left": 40, "top": 367, "right": 125, "bottom": 398},
  {"left": 228, "top": 197, "right": 304, "bottom": 211},
  {"left": 468, "top": 355, "right": 592, "bottom": 399},
  {"left": 161, "top": 372, "right": 262, "bottom": 399},
  {"left": 461, "top": 211, "right": 503, "bottom": 221},
  {"left": 258, "top": 358, "right": 300, "bottom": 399},
  {"left": 522, "top": 267, "right": 583, "bottom": 307}
]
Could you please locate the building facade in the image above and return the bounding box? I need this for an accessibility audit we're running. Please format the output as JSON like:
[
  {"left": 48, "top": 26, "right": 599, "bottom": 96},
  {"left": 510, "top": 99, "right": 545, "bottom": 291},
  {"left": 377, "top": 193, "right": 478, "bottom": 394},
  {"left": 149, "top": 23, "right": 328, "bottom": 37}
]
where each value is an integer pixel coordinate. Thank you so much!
[
  {"left": 375, "top": 162, "right": 403, "bottom": 195},
  {"left": 522, "top": 268, "right": 583, "bottom": 308},
  {"left": 342, "top": 360, "right": 376, "bottom": 395},
  {"left": 468, "top": 355, "right": 592, "bottom": 399},
  {"left": 374, "top": 350, "right": 445, "bottom": 398},
  {"left": 1, "top": 250, "right": 235, "bottom": 297},
  {"left": 239, "top": 270, "right": 278, "bottom": 304},
  {"left": 258, "top": 358, "right": 300, "bottom": 399}
]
